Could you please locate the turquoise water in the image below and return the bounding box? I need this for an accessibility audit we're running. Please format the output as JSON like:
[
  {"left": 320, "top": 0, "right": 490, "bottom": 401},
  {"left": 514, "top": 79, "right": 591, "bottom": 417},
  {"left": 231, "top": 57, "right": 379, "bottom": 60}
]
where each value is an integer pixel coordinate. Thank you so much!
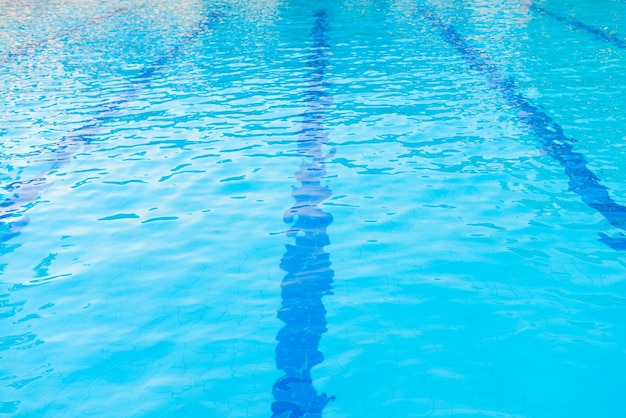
[{"left": 2, "top": 0, "right": 626, "bottom": 416}]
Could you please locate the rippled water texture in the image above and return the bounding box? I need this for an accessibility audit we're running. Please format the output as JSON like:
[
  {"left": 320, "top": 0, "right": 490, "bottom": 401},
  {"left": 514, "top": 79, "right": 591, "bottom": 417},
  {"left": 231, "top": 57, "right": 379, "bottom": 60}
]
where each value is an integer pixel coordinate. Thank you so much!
[{"left": 2, "top": 0, "right": 626, "bottom": 416}]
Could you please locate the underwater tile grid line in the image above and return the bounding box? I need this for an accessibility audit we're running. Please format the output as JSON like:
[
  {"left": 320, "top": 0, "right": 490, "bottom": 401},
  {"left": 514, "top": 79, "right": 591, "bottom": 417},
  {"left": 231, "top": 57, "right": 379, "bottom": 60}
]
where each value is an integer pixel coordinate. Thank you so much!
[{"left": 1, "top": 0, "right": 626, "bottom": 417}]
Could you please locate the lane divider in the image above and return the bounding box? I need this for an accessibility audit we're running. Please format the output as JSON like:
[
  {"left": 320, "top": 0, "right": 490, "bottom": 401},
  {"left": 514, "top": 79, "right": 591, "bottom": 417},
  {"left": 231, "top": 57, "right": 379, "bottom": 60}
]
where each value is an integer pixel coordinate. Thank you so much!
[
  {"left": 420, "top": 7, "right": 626, "bottom": 250},
  {"left": 272, "top": 9, "right": 336, "bottom": 417},
  {"left": 0, "top": 10, "right": 221, "bottom": 244},
  {"left": 531, "top": 5, "right": 626, "bottom": 50}
]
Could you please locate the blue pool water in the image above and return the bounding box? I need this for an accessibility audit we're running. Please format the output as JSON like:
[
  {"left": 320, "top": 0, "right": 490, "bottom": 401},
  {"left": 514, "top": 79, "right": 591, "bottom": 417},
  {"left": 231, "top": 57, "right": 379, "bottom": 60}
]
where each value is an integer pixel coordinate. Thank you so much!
[{"left": 2, "top": 0, "right": 626, "bottom": 416}]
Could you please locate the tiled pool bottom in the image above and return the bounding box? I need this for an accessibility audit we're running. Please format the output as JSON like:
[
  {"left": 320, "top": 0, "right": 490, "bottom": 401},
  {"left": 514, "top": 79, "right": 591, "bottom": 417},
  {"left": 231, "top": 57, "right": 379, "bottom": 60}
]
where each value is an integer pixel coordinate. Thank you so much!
[{"left": 2, "top": 0, "right": 626, "bottom": 416}]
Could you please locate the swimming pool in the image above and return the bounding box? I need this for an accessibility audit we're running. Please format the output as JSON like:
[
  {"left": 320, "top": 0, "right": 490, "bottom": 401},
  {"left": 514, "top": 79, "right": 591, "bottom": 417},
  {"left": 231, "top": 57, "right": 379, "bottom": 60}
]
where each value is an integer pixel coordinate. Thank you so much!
[{"left": 2, "top": 0, "right": 626, "bottom": 416}]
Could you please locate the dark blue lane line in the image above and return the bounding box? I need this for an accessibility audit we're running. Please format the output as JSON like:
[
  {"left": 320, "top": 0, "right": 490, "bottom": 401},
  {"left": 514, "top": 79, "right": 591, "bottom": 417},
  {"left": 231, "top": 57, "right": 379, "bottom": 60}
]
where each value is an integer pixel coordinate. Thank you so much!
[
  {"left": 0, "top": 7, "right": 128, "bottom": 67},
  {"left": 134, "top": 11, "right": 220, "bottom": 82},
  {"left": 531, "top": 5, "right": 626, "bottom": 50},
  {"left": 272, "top": 9, "right": 336, "bottom": 418},
  {"left": 0, "top": 11, "right": 221, "bottom": 245},
  {"left": 419, "top": 7, "right": 626, "bottom": 250}
]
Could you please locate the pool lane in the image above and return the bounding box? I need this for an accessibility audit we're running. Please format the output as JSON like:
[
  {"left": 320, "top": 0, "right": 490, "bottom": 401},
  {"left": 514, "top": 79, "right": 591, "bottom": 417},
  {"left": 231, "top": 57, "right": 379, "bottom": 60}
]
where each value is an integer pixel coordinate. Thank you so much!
[
  {"left": 420, "top": 6, "right": 626, "bottom": 250},
  {"left": 531, "top": 5, "right": 626, "bottom": 50},
  {"left": 0, "top": 9, "right": 220, "bottom": 245},
  {"left": 272, "top": 9, "right": 336, "bottom": 417}
]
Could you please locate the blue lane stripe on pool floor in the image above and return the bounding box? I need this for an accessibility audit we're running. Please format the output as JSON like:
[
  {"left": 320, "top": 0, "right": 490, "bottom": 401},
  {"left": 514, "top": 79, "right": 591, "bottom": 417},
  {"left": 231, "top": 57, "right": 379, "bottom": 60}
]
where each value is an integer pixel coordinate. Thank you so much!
[
  {"left": 531, "top": 5, "right": 626, "bottom": 50},
  {"left": 0, "top": 9, "right": 221, "bottom": 245},
  {"left": 0, "top": 7, "right": 128, "bottom": 66},
  {"left": 419, "top": 6, "right": 626, "bottom": 250},
  {"left": 272, "top": 9, "right": 336, "bottom": 418}
]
